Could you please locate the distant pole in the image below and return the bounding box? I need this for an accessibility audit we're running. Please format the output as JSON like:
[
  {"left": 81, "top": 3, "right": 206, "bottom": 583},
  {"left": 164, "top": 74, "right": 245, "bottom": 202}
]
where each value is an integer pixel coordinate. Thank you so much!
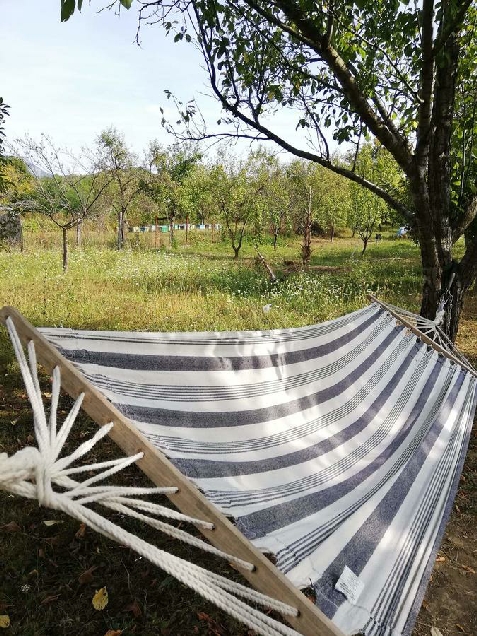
[{"left": 155, "top": 215, "right": 158, "bottom": 249}]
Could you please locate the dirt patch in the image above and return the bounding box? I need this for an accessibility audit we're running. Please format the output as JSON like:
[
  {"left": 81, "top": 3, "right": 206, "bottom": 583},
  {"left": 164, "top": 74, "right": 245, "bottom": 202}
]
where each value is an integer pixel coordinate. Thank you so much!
[{"left": 413, "top": 426, "right": 477, "bottom": 636}]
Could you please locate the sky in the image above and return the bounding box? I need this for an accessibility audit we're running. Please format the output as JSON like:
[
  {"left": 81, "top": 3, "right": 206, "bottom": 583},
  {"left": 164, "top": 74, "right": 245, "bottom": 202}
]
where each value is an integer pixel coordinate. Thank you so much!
[
  {"left": 1, "top": 0, "right": 225, "bottom": 157},
  {"left": 1, "top": 0, "right": 310, "bottom": 162}
]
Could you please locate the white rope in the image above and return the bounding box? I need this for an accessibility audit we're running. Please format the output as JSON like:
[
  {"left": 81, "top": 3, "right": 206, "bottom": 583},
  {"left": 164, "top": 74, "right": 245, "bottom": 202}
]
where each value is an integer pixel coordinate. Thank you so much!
[
  {"left": 0, "top": 318, "right": 301, "bottom": 636},
  {"left": 380, "top": 300, "right": 475, "bottom": 370}
]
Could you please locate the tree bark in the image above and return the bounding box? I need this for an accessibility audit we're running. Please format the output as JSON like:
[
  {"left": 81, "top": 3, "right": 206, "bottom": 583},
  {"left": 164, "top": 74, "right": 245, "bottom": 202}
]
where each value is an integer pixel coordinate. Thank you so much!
[
  {"left": 302, "top": 187, "right": 312, "bottom": 269},
  {"left": 117, "top": 210, "right": 125, "bottom": 250},
  {"left": 361, "top": 236, "right": 368, "bottom": 256},
  {"left": 169, "top": 212, "right": 175, "bottom": 247},
  {"left": 62, "top": 226, "right": 68, "bottom": 272},
  {"left": 76, "top": 220, "right": 82, "bottom": 248}
]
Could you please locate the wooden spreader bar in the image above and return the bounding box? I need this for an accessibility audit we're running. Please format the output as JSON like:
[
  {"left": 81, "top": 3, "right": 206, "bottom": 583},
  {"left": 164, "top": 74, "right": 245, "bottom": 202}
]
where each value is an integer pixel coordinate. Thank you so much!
[
  {"left": 367, "top": 294, "right": 477, "bottom": 378},
  {"left": 0, "top": 306, "right": 343, "bottom": 636}
]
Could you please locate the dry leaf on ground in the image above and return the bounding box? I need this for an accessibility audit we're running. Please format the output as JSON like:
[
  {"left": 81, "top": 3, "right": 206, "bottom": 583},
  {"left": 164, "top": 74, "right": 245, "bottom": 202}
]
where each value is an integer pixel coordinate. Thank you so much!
[
  {"left": 1, "top": 521, "right": 21, "bottom": 532},
  {"left": 75, "top": 523, "right": 86, "bottom": 539},
  {"left": 124, "top": 599, "right": 142, "bottom": 618},
  {"left": 92, "top": 587, "right": 108, "bottom": 611},
  {"left": 43, "top": 520, "right": 63, "bottom": 527},
  {"left": 78, "top": 565, "right": 97, "bottom": 585},
  {"left": 41, "top": 595, "right": 59, "bottom": 605},
  {"left": 0, "top": 616, "right": 10, "bottom": 629}
]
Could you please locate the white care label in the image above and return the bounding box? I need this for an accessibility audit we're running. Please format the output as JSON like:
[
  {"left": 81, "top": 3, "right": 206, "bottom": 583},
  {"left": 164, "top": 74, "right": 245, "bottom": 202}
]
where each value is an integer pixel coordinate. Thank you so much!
[{"left": 334, "top": 565, "right": 364, "bottom": 604}]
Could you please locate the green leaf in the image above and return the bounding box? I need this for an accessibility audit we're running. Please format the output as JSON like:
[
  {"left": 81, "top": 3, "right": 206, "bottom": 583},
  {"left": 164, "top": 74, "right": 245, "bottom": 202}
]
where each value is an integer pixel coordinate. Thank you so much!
[
  {"left": 61, "top": 0, "right": 76, "bottom": 22},
  {"left": 119, "top": 0, "right": 133, "bottom": 8}
]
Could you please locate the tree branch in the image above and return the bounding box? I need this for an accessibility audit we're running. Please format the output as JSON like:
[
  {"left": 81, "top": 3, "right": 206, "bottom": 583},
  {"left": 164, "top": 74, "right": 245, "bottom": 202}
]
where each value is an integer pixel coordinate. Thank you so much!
[
  {"left": 269, "top": 0, "right": 414, "bottom": 172},
  {"left": 415, "top": 0, "right": 435, "bottom": 169},
  {"left": 452, "top": 195, "right": 477, "bottom": 241},
  {"left": 193, "top": 17, "right": 412, "bottom": 221},
  {"left": 433, "top": 0, "right": 473, "bottom": 57}
]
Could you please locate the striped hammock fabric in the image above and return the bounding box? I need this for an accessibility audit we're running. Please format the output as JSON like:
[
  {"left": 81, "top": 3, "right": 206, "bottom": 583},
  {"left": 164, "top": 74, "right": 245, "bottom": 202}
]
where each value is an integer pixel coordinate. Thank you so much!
[{"left": 40, "top": 302, "right": 477, "bottom": 636}]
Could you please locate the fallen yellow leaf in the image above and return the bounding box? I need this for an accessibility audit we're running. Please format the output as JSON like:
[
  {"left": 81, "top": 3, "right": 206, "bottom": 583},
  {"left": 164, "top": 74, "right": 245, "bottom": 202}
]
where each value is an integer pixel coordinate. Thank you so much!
[
  {"left": 0, "top": 615, "right": 10, "bottom": 628},
  {"left": 92, "top": 587, "right": 108, "bottom": 611},
  {"left": 43, "top": 520, "right": 63, "bottom": 527}
]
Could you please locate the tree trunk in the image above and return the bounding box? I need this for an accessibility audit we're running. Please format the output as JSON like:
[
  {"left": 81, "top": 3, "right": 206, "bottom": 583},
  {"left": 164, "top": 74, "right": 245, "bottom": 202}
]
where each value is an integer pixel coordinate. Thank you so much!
[
  {"left": 169, "top": 215, "right": 175, "bottom": 247},
  {"left": 76, "top": 220, "right": 82, "bottom": 248},
  {"left": 330, "top": 224, "right": 335, "bottom": 242},
  {"left": 233, "top": 244, "right": 240, "bottom": 258},
  {"left": 302, "top": 187, "right": 312, "bottom": 269},
  {"left": 361, "top": 236, "right": 368, "bottom": 255},
  {"left": 62, "top": 227, "right": 68, "bottom": 272},
  {"left": 117, "top": 210, "right": 125, "bottom": 250},
  {"left": 444, "top": 274, "right": 465, "bottom": 343}
]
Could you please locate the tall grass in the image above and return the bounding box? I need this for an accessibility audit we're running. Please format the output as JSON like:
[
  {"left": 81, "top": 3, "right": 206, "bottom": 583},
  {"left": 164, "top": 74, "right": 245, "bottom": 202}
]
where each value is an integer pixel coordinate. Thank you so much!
[{"left": 1, "top": 229, "right": 424, "bottom": 332}]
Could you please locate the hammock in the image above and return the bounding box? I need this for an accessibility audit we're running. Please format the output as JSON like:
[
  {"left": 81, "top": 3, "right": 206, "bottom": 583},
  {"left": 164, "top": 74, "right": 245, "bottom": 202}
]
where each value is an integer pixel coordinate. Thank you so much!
[{"left": 1, "top": 299, "right": 476, "bottom": 636}]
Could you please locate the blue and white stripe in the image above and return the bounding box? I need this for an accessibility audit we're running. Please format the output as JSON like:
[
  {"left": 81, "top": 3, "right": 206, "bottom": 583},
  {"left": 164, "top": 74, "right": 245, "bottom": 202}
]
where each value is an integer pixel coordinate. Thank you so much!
[{"left": 41, "top": 303, "right": 477, "bottom": 636}]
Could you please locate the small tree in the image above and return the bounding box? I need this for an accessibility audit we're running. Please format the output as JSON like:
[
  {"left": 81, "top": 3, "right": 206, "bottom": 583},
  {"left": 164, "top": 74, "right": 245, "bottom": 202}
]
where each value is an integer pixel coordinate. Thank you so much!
[
  {"left": 97, "top": 127, "right": 138, "bottom": 250},
  {"left": 15, "top": 135, "right": 109, "bottom": 270},
  {"left": 210, "top": 153, "right": 265, "bottom": 259},
  {"left": 348, "top": 144, "right": 397, "bottom": 255},
  {"left": 313, "top": 167, "right": 351, "bottom": 242},
  {"left": 250, "top": 149, "right": 289, "bottom": 249},
  {"left": 141, "top": 141, "right": 201, "bottom": 247}
]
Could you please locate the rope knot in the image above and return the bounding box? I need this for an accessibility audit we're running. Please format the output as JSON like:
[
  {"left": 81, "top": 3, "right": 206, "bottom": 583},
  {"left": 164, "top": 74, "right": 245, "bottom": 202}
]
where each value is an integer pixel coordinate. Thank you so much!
[
  {"left": 0, "top": 446, "right": 55, "bottom": 507},
  {"left": 0, "top": 446, "right": 40, "bottom": 486},
  {"left": 34, "top": 453, "right": 56, "bottom": 508}
]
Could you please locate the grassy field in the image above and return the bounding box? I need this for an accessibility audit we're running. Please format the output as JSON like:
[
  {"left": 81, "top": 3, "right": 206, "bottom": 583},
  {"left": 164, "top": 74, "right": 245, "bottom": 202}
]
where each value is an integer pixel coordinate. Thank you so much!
[
  {"left": 2, "top": 228, "right": 425, "bottom": 330},
  {"left": 0, "top": 229, "right": 476, "bottom": 636}
]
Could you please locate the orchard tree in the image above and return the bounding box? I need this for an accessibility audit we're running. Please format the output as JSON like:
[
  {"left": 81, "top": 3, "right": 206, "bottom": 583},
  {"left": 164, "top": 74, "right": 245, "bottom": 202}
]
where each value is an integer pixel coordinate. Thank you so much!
[
  {"left": 14, "top": 135, "right": 110, "bottom": 270},
  {"left": 63, "top": 0, "right": 477, "bottom": 341},
  {"left": 141, "top": 141, "right": 201, "bottom": 246},
  {"left": 285, "top": 159, "right": 348, "bottom": 263},
  {"left": 349, "top": 183, "right": 388, "bottom": 255},
  {"left": 97, "top": 127, "right": 138, "bottom": 250},
  {"left": 348, "top": 144, "right": 395, "bottom": 254},
  {"left": 210, "top": 154, "right": 264, "bottom": 258},
  {"left": 181, "top": 163, "right": 216, "bottom": 228},
  {"left": 311, "top": 165, "right": 351, "bottom": 241},
  {"left": 249, "top": 148, "right": 290, "bottom": 248},
  {"left": 0, "top": 156, "right": 34, "bottom": 204}
]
